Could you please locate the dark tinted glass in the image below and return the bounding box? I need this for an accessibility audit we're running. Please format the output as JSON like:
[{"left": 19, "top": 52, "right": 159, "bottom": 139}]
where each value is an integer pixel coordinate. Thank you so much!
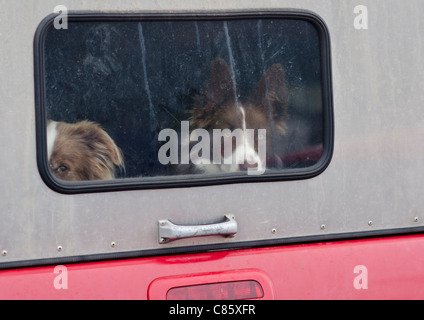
[{"left": 41, "top": 15, "right": 330, "bottom": 187}]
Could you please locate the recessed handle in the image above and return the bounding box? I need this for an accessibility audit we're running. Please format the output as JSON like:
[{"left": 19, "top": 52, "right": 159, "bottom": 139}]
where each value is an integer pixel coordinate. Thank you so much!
[{"left": 158, "top": 215, "right": 237, "bottom": 244}]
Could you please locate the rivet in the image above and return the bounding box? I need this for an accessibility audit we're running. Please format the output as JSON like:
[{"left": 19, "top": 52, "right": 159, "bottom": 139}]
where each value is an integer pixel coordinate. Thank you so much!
[
  {"left": 1, "top": 250, "right": 7, "bottom": 256},
  {"left": 414, "top": 217, "right": 419, "bottom": 223},
  {"left": 110, "top": 242, "right": 117, "bottom": 248},
  {"left": 320, "top": 224, "right": 326, "bottom": 230},
  {"left": 57, "top": 246, "right": 63, "bottom": 252},
  {"left": 368, "top": 221, "right": 373, "bottom": 226},
  {"left": 271, "top": 228, "right": 277, "bottom": 234}
]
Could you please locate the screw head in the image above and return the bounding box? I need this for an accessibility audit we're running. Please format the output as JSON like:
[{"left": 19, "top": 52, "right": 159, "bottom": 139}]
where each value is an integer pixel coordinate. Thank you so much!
[
  {"left": 110, "top": 242, "right": 117, "bottom": 248},
  {"left": 368, "top": 221, "right": 373, "bottom": 226},
  {"left": 57, "top": 246, "right": 63, "bottom": 252},
  {"left": 1, "top": 250, "right": 7, "bottom": 256},
  {"left": 271, "top": 228, "right": 277, "bottom": 234},
  {"left": 414, "top": 217, "right": 419, "bottom": 223}
]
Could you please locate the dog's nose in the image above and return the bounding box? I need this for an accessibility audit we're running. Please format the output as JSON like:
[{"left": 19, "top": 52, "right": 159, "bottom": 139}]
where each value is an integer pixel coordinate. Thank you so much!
[
  {"left": 239, "top": 158, "right": 258, "bottom": 171},
  {"left": 239, "top": 149, "right": 261, "bottom": 170}
]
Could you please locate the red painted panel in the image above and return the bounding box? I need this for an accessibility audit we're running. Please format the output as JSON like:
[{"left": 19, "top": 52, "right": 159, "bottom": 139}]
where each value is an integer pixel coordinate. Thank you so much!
[{"left": 1, "top": 234, "right": 424, "bottom": 299}]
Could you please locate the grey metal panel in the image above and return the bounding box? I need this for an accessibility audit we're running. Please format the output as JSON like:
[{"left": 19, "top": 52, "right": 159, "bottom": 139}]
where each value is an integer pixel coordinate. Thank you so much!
[{"left": 0, "top": 0, "right": 423, "bottom": 267}]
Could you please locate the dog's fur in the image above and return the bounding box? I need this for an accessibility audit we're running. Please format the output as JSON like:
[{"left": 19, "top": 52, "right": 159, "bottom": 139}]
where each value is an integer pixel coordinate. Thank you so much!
[
  {"left": 47, "top": 120, "right": 124, "bottom": 181},
  {"left": 188, "top": 58, "right": 288, "bottom": 173}
]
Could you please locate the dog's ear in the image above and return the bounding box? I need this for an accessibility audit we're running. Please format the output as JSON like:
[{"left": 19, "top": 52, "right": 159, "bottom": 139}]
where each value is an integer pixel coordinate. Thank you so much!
[
  {"left": 202, "top": 58, "right": 237, "bottom": 106},
  {"left": 191, "top": 58, "right": 238, "bottom": 127},
  {"left": 249, "top": 64, "right": 289, "bottom": 134},
  {"left": 82, "top": 121, "right": 125, "bottom": 175},
  {"left": 96, "top": 129, "right": 124, "bottom": 168}
]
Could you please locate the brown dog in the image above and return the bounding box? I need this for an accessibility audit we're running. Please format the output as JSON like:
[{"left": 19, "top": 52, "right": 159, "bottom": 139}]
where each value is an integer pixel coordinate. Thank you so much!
[
  {"left": 47, "top": 120, "right": 124, "bottom": 181},
  {"left": 188, "top": 58, "right": 288, "bottom": 173}
]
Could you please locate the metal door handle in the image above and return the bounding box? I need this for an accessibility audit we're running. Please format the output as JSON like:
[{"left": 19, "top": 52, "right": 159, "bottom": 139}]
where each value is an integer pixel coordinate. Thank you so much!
[{"left": 158, "top": 215, "right": 237, "bottom": 244}]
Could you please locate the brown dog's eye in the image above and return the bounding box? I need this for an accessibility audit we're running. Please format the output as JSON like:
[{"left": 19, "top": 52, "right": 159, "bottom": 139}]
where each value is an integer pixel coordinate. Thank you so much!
[{"left": 57, "top": 165, "right": 68, "bottom": 173}]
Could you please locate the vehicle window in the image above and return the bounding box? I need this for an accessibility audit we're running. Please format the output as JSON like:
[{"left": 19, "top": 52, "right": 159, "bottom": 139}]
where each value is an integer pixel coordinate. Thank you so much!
[{"left": 36, "top": 12, "right": 333, "bottom": 192}]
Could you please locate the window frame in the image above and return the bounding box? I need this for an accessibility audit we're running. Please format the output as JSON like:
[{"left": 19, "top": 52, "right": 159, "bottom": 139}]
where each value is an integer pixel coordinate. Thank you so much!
[{"left": 34, "top": 9, "right": 334, "bottom": 194}]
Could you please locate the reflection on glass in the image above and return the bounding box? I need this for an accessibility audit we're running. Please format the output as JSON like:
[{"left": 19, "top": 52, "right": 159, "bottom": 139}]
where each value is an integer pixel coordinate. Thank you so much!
[{"left": 44, "top": 18, "right": 324, "bottom": 182}]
